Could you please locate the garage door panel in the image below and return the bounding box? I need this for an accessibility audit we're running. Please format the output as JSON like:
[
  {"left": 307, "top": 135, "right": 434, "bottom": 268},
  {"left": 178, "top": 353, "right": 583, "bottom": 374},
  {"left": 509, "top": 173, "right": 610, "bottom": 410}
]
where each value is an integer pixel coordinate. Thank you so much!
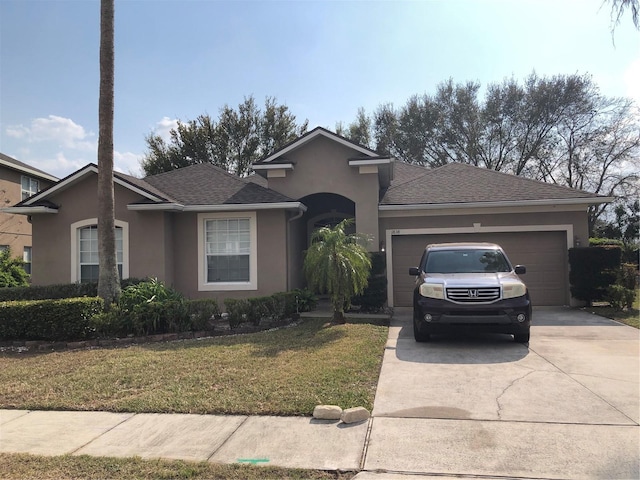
[{"left": 392, "top": 232, "right": 567, "bottom": 307}]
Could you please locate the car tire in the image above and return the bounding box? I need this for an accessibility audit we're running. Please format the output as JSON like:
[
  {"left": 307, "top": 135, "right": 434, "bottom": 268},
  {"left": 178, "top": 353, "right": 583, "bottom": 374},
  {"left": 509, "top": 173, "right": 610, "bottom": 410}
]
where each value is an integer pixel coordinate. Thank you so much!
[
  {"left": 514, "top": 331, "right": 530, "bottom": 343},
  {"left": 413, "top": 311, "right": 431, "bottom": 342}
]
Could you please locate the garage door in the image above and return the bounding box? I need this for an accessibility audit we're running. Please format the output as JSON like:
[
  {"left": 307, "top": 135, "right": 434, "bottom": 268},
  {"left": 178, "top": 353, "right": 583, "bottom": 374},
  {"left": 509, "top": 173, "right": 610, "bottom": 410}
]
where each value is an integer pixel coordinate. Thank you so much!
[{"left": 392, "top": 231, "right": 568, "bottom": 307}]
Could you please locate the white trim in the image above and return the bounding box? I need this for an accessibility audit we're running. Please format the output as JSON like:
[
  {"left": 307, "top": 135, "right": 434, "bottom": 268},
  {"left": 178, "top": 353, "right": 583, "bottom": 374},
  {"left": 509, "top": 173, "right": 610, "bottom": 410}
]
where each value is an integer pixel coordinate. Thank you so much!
[
  {"left": 197, "top": 212, "right": 258, "bottom": 292},
  {"left": 127, "top": 201, "right": 307, "bottom": 212},
  {"left": 385, "top": 224, "right": 574, "bottom": 308},
  {"left": 379, "top": 197, "right": 614, "bottom": 211},
  {"left": 348, "top": 158, "right": 393, "bottom": 167},
  {"left": 70, "top": 218, "right": 129, "bottom": 283},
  {"left": 0, "top": 158, "right": 58, "bottom": 182},
  {"left": 260, "top": 128, "right": 379, "bottom": 163},
  {"left": 127, "top": 203, "right": 185, "bottom": 211},
  {"left": 252, "top": 163, "right": 294, "bottom": 170},
  {"left": 2, "top": 206, "right": 58, "bottom": 214}
]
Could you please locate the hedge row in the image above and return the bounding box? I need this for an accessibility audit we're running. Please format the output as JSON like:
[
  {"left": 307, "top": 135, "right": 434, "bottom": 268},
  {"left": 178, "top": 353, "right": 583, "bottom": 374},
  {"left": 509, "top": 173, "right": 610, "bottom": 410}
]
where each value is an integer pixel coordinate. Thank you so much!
[
  {"left": 224, "top": 289, "right": 317, "bottom": 328},
  {"left": 0, "top": 278, "right": 144, "bottom": 302},
  {"left": 0, "top": 297, "right": 104, "bottom": 341}
]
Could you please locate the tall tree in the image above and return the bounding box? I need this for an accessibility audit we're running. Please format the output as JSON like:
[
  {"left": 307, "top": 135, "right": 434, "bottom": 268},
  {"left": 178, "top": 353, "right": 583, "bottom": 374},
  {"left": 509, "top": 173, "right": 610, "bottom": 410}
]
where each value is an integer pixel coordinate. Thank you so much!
[
  {"left": 97, "top": 0, "right": 120, "bottom": 305},
  {"left": 141, "top": 96, "right": 307, "bottom": 177},
  {"left": 303, "top": 219, "right": 371, "bottom": 324}
]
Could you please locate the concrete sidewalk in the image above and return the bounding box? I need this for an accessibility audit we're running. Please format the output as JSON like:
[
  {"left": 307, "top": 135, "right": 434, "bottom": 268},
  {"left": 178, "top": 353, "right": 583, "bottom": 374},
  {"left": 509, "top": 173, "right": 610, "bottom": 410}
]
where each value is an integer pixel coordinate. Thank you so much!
[{"left": 0, "top": 409, "right": 369, "bottom": 471}]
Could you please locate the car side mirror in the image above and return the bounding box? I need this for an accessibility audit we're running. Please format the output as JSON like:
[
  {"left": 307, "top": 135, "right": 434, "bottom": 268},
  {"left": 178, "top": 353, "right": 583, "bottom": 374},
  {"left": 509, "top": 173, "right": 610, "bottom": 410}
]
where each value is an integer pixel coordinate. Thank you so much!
[
  {"left": 409, "top": 267, "right": 420, "bottom": 276},
  {"left": 514, "top": 265, "right": 526, "bottom": 274}
]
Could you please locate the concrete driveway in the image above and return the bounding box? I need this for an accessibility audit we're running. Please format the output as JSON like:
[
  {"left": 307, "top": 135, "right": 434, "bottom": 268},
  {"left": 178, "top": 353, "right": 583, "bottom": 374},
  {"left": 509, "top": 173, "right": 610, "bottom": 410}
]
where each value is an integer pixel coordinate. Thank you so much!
[{"left": 362, "top": 306, "right": 639, "bottom": 479}]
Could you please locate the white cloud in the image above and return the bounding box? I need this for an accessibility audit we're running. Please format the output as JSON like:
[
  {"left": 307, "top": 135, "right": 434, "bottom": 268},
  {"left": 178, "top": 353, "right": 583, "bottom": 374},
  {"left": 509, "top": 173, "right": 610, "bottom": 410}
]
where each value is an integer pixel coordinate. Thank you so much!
[
  {"left": 153, "top": 116, "right": 179, "bottom": 142},
  {"left": 6, "top": 115, "right": 96, "bottom": 150},
  {"left": 114, "top": 151, "right": 143, "bottom": 178}
]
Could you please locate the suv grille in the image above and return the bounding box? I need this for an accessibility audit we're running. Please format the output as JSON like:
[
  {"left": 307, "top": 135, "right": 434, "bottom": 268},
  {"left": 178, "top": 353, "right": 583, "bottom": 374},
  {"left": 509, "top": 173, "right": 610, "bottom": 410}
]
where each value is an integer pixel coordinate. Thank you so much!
[{"left": 446, "top": 287, "right": 501, "bottom": 303}]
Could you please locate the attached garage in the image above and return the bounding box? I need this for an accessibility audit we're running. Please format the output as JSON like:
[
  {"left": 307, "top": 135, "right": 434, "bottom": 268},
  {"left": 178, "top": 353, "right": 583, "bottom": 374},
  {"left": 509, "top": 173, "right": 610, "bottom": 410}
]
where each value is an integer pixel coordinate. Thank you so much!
[{"left": 390, "top": 230, "right": 568, "bottom": 307}]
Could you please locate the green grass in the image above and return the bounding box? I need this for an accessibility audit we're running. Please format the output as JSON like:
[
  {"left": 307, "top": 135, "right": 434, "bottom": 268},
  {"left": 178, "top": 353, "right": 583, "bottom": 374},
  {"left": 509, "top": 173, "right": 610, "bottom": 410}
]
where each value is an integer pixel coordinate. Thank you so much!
[
  {"left": 0, "top": 318, "right": 388, "bottom": 415},
  {"left": 0, "top": 453, "right": 355, "bottom": 480}
]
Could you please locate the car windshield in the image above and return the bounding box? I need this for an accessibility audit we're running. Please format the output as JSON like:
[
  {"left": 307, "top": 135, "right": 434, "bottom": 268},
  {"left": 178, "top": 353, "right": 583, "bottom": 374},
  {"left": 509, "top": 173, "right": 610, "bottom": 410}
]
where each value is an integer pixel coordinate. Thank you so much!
[{"left": 425, "top": 249, "right": 511, "bottom": 274}]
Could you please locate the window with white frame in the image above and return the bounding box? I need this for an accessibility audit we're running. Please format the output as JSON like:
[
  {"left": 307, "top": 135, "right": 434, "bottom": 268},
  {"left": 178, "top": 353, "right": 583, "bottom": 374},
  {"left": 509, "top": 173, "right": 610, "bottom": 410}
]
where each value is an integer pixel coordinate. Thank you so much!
[
  {"left": 23, "top": 247, "right": 32, "bottom": 274},
  {"left": 198, "top": 212, "right": 257, "bottom": 291},
  {"left": 70, "top": 221, "right": 126, "bottom": 283},
  {"left": 21, "top": 176, "right": 39, "bottom": 200}
]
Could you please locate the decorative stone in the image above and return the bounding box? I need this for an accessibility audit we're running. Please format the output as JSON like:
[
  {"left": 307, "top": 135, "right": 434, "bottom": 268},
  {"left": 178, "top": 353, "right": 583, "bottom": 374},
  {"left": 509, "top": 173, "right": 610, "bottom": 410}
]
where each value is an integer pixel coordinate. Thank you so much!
[
  {"left": 340, "top": 407, "right": 370, "bottom": 424},
  {"left": 313, "top": 405, "right": 343, "bottom": 420}
]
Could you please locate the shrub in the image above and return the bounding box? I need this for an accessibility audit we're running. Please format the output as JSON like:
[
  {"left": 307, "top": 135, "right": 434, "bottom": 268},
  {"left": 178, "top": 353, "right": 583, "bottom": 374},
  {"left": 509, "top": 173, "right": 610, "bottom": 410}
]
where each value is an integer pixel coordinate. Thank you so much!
[
  {"left": 0, "top": 249, "right": 30, "bottom": 288},
  {"left": 0, "top": 297, "right": 103, "bottom": 341},
  {"left": 185, "top": 298, "right": 220, "bottom": 331},
  {"left": 605, "top": 284, "right": 636, "bottom": 311},
  {"left": 352, "top": 252, "right": 387, "bottom": 312},
  {"left": 118, "top": 278, "right": 189, "bottom": 336},
  {"left": 291, "top": 288, "right": 317, "bottom": 313},
  {"left": 569, "top": 246, "right": 621, "bottom": 305},
  {"left": 224, "top": 298, "right": 250, "bottom": 328}
]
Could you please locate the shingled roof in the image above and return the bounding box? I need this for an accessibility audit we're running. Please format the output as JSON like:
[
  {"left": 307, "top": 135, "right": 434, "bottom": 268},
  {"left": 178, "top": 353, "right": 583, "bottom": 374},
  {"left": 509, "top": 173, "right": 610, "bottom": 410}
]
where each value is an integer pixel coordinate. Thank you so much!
[
  {"left": 143, "top": 163, "right": 294, "bottom": 205},
  {"left": 0, "top": 152, "right": 58, "bottom": 182},
  {"left": 381, "top": 162, "right": 604, "bottom": 206}
]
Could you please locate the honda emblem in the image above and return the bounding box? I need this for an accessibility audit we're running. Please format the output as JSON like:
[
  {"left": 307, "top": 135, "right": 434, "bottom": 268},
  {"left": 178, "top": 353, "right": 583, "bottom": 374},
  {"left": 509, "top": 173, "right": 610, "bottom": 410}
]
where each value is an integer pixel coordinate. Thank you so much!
[{"left": 468, "top": 289, "right": 478, "bottom": 298}]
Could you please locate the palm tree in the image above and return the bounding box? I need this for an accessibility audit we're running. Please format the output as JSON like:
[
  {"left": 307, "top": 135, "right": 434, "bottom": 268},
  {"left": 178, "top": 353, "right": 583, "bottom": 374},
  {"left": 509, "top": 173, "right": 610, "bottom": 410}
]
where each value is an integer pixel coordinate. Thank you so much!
[
  {"left": 97, "top": 0, "right": 120, "bottom": 305},
  {"left": 303, "top": 219, "right": 371, "bottom": 324}
]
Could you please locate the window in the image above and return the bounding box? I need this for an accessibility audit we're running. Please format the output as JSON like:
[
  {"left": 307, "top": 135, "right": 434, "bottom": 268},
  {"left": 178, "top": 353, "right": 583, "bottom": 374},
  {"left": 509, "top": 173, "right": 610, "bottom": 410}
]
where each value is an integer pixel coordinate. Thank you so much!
[
  {"left": 21, "top": 176, "right": 39, "bottom": 200},
  {"left": 78, "top": 226, "right": 123, "bottom": 283},
  {"left": 23, "top": 247, "right": 32, "bottom": 274},
  {"left": 70, "top": 219, "right": 129, "bottom": 283},
  {"left": 198, "top": 212, "right": 257, "bottom": 291}
]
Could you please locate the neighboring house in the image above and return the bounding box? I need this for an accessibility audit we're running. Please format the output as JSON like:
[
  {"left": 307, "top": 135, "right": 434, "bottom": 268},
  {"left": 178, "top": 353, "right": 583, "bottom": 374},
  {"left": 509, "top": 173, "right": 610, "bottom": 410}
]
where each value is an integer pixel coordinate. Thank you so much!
[
  {"left": 6, "top": 127, "right": 610, "bottom": 306},
  {"left": 0, "top": 153, "right": 58, "bottom": 274}
]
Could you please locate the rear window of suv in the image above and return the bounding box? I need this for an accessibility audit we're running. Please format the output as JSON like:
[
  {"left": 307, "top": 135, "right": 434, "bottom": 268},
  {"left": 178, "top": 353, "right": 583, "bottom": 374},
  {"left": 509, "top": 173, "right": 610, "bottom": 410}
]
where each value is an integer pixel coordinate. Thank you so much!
[{"left": 425, "top": 249, "right": 511, "bottom": 274}]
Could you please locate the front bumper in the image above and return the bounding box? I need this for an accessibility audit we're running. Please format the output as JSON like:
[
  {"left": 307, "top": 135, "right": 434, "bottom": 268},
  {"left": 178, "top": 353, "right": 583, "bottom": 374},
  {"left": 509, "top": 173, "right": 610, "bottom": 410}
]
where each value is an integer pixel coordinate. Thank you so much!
[{"left": 414, "top": 295, "right": 531, "bottom": 334}]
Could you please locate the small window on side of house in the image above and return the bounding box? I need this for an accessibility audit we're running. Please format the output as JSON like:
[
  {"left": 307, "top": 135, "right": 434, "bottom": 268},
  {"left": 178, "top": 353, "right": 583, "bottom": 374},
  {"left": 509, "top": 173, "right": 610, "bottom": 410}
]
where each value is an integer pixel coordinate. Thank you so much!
[
  {"left": 23, "top": 246, "right": 32, "bottom": 274},
  {"left": 21, "top": 176, "right": 40, "bottom": 200}
]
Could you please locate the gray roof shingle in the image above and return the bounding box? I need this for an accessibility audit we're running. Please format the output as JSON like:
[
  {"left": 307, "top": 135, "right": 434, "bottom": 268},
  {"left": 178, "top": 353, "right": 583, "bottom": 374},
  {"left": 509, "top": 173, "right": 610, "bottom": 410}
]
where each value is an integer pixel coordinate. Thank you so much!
[
  {"left": 143, "top": 163, "right": 294, "bottom": 205},
  {"left": 382, "top": 162, "right": 602, "bottom": 205}
]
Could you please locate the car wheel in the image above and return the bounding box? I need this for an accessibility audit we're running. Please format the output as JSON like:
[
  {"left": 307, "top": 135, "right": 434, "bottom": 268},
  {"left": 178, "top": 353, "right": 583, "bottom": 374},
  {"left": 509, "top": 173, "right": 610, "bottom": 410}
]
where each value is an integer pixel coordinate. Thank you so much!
[
  {"left": 514, "top": 331, "right": 530, "bottom": 343},
  {"left": 413, "top": 310, "right": 431, "bottom": 342}
]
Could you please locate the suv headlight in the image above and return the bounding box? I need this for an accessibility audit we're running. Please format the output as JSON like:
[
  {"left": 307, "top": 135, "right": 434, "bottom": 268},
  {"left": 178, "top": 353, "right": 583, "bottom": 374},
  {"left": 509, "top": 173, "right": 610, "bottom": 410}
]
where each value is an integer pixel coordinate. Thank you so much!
[
  {"left": 503, "top": 282, "right": 526, "bottom": 299},
  {"left": 419, "top": 283, "right": 444, "bottom": 299}
]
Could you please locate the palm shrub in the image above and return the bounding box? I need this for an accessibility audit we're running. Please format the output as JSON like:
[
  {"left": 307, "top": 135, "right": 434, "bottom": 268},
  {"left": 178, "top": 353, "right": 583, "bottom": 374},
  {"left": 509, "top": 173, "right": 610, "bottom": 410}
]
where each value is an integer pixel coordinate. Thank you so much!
[
  {"left": 118, "top": 278, "right": 189, "bottom": 335},
  {"left": 303, "top": 219, "right": 371, "bottom": 324}
]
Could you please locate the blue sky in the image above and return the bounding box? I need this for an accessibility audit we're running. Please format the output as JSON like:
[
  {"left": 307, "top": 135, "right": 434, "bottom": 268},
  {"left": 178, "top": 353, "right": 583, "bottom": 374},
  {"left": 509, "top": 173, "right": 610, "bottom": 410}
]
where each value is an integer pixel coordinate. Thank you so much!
[{"left": 1, "top": 0, "right": 638, "bottom": 179}]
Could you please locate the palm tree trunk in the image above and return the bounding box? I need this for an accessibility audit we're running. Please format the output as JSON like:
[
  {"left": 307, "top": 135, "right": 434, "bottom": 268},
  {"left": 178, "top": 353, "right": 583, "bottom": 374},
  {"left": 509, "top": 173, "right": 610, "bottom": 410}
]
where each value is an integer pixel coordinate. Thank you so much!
[{"left": 97, "top": 0, "right": 120, "bottom": 306}]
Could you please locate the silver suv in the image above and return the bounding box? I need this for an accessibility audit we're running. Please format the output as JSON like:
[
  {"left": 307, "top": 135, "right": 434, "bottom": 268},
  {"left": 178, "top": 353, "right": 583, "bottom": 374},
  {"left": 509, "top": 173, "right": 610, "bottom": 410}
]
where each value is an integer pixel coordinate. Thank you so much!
[{"left": 409, "top": 242, "right": 531, "bottom": 343}]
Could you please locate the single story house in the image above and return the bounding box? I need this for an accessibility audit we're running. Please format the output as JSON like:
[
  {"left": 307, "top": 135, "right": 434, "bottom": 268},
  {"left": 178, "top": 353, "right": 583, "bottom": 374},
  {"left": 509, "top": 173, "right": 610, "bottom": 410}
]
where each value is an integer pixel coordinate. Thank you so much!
[{"left": 7, "top": 127, "right": 610, "bottom": 307}]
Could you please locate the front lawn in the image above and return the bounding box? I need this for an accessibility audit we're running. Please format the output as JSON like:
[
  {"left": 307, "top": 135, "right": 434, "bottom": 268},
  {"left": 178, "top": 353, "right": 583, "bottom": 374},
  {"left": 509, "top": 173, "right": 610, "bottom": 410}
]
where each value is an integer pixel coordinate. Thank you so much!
[{"left": 0, "top": 318, "right": 388, "bottom": 415}]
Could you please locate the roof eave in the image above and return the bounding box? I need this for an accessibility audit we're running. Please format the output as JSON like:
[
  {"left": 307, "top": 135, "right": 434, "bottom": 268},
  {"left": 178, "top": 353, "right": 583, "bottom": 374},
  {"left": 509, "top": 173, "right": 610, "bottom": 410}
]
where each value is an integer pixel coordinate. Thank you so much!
[
  {"left": 0, "top": 158, "right": 59, "bottom": 183},
  {"left": 2, "top": 206, "right": 58, "bottom": 215},
  {"left": 182, "top": 202, "right": 307, "bottom": 212},
  {"left": 127, "top": 203, "right": 185, "bottom": 211},
  {"left": 252, "top": 163, "right": 294, "bottom": 170},
  {"left": 379, "top": 197, "right": 614, "bottom": 211}
]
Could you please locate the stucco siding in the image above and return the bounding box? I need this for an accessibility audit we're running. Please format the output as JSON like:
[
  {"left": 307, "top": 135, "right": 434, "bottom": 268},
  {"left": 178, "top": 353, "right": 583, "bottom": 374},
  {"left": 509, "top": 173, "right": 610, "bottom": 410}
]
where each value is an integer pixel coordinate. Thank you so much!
[
  {"left": 267, "top": 136, "right": 380, "bottom": 248},
  {"left": 30, "top": 175, "right": 168, "bottom": 285}
]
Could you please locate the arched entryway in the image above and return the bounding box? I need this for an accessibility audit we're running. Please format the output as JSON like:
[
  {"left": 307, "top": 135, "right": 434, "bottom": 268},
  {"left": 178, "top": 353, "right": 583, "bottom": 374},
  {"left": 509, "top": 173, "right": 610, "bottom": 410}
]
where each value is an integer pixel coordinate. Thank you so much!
[{"left": 298, "top": 193, "right": 355, "bottom": 247}]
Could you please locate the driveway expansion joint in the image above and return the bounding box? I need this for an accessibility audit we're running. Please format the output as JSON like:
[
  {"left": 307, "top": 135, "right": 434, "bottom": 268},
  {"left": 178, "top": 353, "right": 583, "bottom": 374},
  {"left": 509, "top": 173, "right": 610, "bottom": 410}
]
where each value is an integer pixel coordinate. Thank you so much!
[{"left": 205, "top": 415, "right": 249, "bottom": 462}]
